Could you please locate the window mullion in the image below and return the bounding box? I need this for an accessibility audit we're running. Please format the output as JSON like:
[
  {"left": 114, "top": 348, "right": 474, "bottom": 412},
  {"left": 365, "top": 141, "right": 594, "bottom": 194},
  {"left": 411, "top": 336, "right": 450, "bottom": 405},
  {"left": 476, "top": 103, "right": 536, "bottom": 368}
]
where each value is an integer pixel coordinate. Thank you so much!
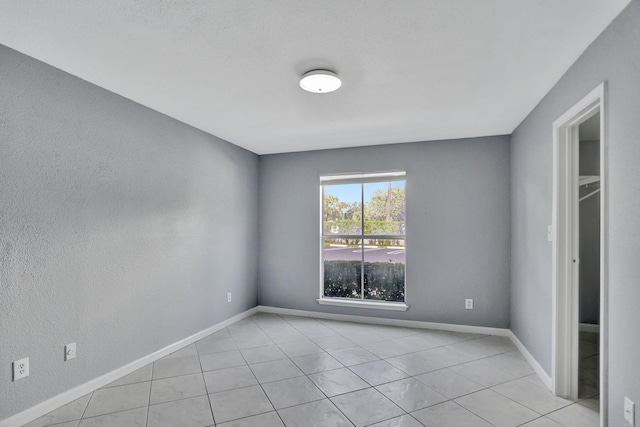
[{"left": 360, "top": 183, "right": 365, "bottom": 300}]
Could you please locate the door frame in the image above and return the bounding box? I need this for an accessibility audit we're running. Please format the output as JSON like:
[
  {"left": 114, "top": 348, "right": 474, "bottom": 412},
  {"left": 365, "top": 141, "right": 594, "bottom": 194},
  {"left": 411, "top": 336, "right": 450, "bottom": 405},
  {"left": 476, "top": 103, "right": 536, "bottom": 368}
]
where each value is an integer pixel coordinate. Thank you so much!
[{"left": 551, "top": 82, "right": 607, "bottom": 423}]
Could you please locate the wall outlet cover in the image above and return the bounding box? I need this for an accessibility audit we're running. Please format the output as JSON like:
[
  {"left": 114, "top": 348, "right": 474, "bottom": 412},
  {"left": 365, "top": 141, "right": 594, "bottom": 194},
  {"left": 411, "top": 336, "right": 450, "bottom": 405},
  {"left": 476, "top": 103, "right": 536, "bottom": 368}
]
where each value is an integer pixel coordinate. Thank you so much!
[
  {"left": 13, "top": 357, "right": 29, "bottom": 381},
  {"left": 465, "top": 299, "right": 474, "bottom": 310}
]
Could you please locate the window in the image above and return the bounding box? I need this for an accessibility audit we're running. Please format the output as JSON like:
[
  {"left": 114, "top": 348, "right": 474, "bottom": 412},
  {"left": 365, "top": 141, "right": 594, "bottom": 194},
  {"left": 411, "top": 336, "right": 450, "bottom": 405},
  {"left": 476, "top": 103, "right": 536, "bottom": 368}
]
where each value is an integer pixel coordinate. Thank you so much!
[{"left": 320, "top": 172, "right": 406, "bottom": 307}]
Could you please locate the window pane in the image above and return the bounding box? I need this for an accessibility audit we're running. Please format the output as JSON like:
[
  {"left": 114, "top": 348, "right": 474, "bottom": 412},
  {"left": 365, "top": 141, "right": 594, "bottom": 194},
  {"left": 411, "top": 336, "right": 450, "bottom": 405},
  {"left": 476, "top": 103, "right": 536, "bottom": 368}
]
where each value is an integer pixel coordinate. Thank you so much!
[
  {"left": 364, "top": 239, "right": 405, "bottom": 301},
  {"left": 323, "top": 184, "right": 362, "bottom": 235},
  {"left": 323, "top": 238, "right": 362, "bottom": 299},
  {"left": 363, "top": 180, "right": 405, "bottom": 235}
]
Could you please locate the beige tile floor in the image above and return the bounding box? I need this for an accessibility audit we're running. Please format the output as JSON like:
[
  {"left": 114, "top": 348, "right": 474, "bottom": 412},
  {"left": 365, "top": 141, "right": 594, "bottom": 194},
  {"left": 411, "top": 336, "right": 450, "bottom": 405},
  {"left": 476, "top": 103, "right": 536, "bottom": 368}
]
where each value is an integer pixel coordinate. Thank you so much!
[{"left": 23, "top": 313, "right": 600, "bottom": 427}]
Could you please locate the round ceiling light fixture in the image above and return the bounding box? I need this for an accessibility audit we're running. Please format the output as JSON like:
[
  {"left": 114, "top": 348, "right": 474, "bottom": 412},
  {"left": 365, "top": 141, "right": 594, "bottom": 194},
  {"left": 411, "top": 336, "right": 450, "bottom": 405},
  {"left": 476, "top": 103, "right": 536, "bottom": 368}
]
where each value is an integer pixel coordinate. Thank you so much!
[{"left": 299, "top": 70, "right": 341, "bottom": 93}]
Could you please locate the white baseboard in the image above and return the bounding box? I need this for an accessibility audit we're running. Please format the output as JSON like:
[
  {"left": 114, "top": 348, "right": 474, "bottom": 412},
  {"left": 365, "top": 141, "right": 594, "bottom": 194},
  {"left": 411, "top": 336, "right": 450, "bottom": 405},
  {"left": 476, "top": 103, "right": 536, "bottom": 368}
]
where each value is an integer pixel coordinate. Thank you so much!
[
  {"left": 257, "top": 305, "right": 552, "bottom": 390},
  {"left": 0, "top": 307, "right": 258, "bottom": 427},
  {"left": 256, "top": 305, "right": 511, "bottom": 337},
  {"left": 4, "top": 305, "right": 555, "bottom": 426},
  {"left": 507, "top": 330, "right": 552, "bottom": 390},
  {"left": 579, "top": 323, "right": 600, "bottom": 333}
]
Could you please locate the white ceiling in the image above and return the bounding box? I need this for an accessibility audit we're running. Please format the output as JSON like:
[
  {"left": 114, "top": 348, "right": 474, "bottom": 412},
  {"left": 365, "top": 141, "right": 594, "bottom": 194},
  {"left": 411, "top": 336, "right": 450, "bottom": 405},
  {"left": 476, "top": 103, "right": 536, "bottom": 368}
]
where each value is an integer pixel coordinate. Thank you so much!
[{"left": 0, "top": 1, "right": 631, "bottom": 154}]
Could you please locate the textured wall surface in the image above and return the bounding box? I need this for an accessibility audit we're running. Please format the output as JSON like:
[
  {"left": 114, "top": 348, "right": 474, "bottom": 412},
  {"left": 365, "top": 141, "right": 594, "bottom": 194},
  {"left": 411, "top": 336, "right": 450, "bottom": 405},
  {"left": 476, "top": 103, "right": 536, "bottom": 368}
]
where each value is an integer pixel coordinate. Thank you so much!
[
  {"left": 510, "top": 2, "right": 640, "bottom": 425},
  {"left": 258, "top": 137, "right": 511, "bottom": 328},
  {"left": 0, "top": 45, "right": 259, "bottom": 420},
  {"left": 4, "top": 2, "right": 640, "bottom": 425}
]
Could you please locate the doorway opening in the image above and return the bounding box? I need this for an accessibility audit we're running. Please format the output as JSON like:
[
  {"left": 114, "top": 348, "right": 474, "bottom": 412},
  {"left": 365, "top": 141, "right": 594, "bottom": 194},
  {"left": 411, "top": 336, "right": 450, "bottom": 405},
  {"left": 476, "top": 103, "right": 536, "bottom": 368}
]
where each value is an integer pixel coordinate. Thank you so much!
[
  {"left": 577, "top": 112, "right": 601, "bottom": 406},
  {"left": 551, "top": 83, "right": 606, "bottom": 425}
]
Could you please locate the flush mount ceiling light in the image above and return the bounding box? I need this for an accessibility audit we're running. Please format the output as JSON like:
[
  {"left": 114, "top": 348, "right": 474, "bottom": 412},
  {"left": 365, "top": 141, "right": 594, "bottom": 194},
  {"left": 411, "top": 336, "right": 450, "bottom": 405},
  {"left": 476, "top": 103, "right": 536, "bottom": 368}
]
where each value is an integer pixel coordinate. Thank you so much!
[{"left": 299, "top": 70, "right": 341, "bottom": 93}]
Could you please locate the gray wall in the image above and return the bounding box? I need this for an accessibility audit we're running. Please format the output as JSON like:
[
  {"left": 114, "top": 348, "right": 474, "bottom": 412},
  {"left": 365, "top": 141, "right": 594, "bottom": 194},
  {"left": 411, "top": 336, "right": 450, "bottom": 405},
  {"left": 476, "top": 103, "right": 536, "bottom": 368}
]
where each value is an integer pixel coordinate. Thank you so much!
[
  {"left": 0, "top": 45, "right": 259, "bottom": 420},
  {"left": 258, "top": 137, "right": 511, "bottom": 328},
  {"left": 510, "top": 2, "right": 640, "bottom": 425},
  {"left": 579, "top": 139, "right": 600, "bottom": 325}
]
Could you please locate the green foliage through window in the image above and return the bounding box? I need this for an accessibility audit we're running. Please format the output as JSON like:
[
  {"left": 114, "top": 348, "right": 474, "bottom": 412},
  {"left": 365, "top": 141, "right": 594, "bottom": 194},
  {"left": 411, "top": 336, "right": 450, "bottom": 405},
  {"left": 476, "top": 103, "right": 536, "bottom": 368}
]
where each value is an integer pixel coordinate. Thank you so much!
[
  {"left": 321, "top": 175, "right": 406, "bottom": 303},
  {"left": 323, "top": 260, "right": 405, "bottom": 302}
]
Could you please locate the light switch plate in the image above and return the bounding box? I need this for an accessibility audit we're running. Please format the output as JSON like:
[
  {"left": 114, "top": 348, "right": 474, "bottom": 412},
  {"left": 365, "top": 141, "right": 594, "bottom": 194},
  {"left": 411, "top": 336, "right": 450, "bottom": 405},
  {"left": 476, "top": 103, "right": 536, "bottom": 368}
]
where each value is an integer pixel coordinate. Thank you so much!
[{"left": 65, "top": 343, "right": 76, "bottom": 361}]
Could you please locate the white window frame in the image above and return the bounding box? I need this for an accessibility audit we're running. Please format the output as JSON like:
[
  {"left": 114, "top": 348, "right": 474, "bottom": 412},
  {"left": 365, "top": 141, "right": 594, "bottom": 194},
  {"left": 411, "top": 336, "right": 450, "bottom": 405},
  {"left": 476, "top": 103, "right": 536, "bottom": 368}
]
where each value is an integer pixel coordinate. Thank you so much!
[{"left": 317, "top": 171, "right": 409, "bottom": 311}]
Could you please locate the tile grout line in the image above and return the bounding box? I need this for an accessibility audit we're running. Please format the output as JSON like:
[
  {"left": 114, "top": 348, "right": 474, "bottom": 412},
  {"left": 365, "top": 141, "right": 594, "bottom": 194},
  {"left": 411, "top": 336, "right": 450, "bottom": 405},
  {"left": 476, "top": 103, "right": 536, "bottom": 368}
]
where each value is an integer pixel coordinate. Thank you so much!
[
  {"left": 278, "top": 313, "right": 409, "bottom": 426},
  {"left": 271, "top": 314, "right": 460, "bottom": 423},
  {"left": 255, "top": 314, "right": 360, "bottom": 425},
  {"left": 77, "top": 390, "right": 93, "bottom": 423},
  {"left": 276, "top": 313, "right": 548, "bottom": 427},
  {"left": 249, "top": 314, "right": 598, "bottom": 427},
  {"left": 36, "top": 313, "right": 597, "bottom": 427},
  {"left": 198, "top": 328, "right": 222, "bottom": 427},
  {"left": 144, "top": 363, "right": 153, "bottom": 427},
  {"left": 241, "top": 316, "right": 290, "bottom": 427}
]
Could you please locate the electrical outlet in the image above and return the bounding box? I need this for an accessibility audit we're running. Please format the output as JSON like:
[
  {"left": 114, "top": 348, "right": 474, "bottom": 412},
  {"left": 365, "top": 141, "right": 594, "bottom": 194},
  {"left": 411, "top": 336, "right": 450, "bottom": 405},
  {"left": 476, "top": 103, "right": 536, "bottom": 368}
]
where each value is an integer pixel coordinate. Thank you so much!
[
  {"left": 65, "top": 343, "right": 76, "bottom": 361},
  {"left": 465, "top": 299, "right": 474, "bottom": 310},
  {"left": 625, "top": 397, "right": 635, "bottom": 425},
  {"left": 227, "top": 292, "right": 232, "bottom": 303},
  {"left": 13, "top": 357, "right": 29, "bottom": 381}
]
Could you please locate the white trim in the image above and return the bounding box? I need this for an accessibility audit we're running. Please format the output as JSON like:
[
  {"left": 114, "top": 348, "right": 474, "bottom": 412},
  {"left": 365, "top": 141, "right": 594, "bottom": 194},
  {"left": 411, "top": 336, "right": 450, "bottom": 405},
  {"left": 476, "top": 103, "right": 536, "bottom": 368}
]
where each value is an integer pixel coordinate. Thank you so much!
[
  {"left": 551, "top": 82, "right": 606, "bottom": 426},
  {"left": 599, "top": 82, "right": 609, "bottom": 427},
  {"left": 571, "top": 126, "right": 581, "bottom": 398},
  {"left": 0, "top": 307, "right": 258, "bottom": 427},
  {"left": 552, "top": 83, "right": 603, "bottom": 398},
  {"left": 320, "top": 173, "right": 407, "bottom": 305},
  {"left": 579, "top": 323, "right": 600, "bottom": 333},
  {"left": 507, "top": 331, "right": 552, "bottom": 390},
  {"left": 321, "top": 170, "right": 406, "bottom": 184},
  {"left": 259, "top": 306, "right": 552, "bottom": 388},
  {"left": 4, "top": 305, "right": 558, "bottom": 426},
  {"left": 258, "top": 305, "right": 510, "bottom": 336},
  {"left": 319, "top": 186, "right": 325, "bottom": 304},
  {"left": 317, "top": 298, "right": 409, "bottom": 311}
]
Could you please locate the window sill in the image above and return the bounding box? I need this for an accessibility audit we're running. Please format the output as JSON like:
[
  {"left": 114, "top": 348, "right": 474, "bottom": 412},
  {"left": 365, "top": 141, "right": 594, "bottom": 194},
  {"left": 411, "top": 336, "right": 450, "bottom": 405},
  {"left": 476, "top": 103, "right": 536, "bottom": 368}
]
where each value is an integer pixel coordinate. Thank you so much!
[{"left": 316, "top": 298, "right": 409, "bottom": 311}]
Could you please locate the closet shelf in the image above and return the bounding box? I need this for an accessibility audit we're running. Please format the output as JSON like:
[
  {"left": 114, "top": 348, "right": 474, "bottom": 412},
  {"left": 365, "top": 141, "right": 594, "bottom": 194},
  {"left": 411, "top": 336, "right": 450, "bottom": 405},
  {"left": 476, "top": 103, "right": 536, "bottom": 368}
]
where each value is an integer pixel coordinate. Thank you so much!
[
  {"left": 579, "top": 175, "right": 600, "bottom": 202},
  {"left": 579, "top": 175, "right": 600, "bottom": 186}
]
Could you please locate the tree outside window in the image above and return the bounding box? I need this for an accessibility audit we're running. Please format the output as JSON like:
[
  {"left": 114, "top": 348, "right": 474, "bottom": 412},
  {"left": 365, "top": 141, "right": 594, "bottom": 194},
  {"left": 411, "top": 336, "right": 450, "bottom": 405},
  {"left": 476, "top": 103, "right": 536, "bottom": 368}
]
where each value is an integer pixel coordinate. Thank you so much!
[{"left": 321, "top": 173, "right": 406, "bottom": 302}]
